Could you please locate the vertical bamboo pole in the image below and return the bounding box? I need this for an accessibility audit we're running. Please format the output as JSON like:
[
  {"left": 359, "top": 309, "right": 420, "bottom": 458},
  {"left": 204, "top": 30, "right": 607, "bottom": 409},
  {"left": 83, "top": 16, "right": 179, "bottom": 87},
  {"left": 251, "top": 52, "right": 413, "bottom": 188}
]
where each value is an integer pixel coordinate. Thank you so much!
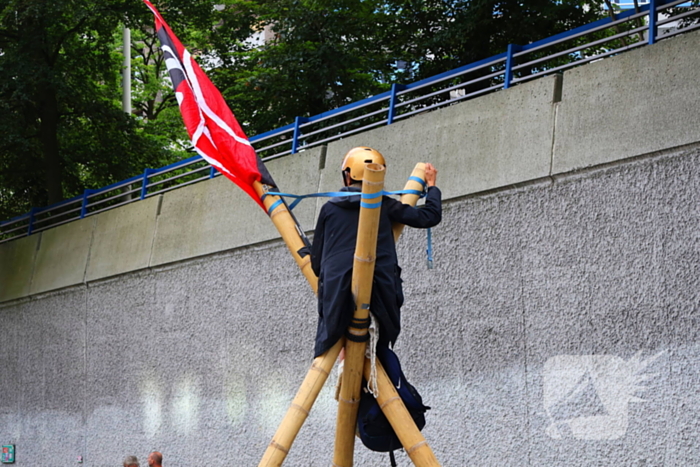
[
  {"left": 363, "top": 360, "right": 441, "bottom": 467},
  {"left": 258, "top": 339, "right": 344, "bottom": 466},
  {"left": 392, "top": 163, "right": 426, "bottom": 242},
  {"left": 253, "top": 181, "right": 317, "bottom": 294},
  {"left": 333, "top": 163, "right": 386, "bottom": 467}
]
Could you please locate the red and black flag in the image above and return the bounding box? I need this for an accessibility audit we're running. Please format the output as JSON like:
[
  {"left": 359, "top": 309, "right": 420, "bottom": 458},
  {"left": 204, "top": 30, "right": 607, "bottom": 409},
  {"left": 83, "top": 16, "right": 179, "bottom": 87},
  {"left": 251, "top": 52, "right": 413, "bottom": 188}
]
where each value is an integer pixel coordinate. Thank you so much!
[{"left": 143, "top": 0, "right": 276, "bottom": 210}]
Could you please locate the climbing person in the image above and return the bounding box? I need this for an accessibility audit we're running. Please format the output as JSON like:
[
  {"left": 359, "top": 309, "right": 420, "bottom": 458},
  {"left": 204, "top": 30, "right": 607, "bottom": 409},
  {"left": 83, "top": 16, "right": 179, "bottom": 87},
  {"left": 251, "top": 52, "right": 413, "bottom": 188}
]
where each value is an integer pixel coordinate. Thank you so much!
[{"left": 310, "top": 146, "right": 442, "bottom": 358}]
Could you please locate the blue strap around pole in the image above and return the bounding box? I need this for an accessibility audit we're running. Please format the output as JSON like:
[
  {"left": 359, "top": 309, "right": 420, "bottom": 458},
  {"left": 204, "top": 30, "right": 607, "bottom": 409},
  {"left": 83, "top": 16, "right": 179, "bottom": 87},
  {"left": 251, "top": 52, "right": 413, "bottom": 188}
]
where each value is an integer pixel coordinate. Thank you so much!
[
  {"left": 266, "top": 199, "right": 284, "bottom": 215},
  {"left": 359, "top": 191, "right": 383, "bottom": 209},
  {"left": 408, "top": 176, "right": 427, "bottom": 188}
]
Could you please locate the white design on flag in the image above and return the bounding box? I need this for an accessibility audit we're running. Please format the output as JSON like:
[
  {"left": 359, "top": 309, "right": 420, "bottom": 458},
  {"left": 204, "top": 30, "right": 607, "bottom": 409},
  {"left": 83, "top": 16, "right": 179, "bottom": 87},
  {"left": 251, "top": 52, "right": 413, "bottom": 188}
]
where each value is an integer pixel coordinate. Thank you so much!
[
  {"left": 182, "top": 50, "right": 252, "bottom": 147},
  {"left": 164, "top": 57, "right": 184, "bottom": 74},
  {"left": 158, "top": 44, "right": 238, "bottom": 180}
]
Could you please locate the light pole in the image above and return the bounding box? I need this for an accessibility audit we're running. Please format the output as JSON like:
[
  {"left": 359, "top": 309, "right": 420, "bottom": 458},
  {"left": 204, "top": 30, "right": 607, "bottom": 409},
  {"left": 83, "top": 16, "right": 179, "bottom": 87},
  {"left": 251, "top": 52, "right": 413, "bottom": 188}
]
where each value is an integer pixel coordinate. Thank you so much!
[{"left": 122, "top": 26, "right": 131, "bottom": 113}]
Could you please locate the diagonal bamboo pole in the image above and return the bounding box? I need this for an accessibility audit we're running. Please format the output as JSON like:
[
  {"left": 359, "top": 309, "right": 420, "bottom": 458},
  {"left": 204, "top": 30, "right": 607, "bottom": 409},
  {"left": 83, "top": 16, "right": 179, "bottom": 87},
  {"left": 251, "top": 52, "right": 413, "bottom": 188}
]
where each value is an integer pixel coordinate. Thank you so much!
[
  {"left": 253, "top": 180, "right": 318, "bottom": 294},
  {"left": 333, "top": 163, "right": 386, "bottom": 467},
  {"left": 363, "top": 359, "right": 441, "bottom": 466},
  {"left": 392, "top": 163, "right": 427, "bottom": 242},
  {"left": 258, "top": 338, "right": 344, "bottom": 466}
]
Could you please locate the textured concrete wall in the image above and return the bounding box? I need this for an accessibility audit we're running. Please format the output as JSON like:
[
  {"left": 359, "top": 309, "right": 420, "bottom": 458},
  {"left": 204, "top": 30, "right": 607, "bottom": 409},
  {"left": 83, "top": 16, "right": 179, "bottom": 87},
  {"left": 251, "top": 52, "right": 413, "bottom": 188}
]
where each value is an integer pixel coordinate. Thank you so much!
[
  {"left": 1, "top": 30, "right": 700, "bottom": 467},
  {"left": 1, "top": 145, "right": 698, "bottom": 466},
  {"left": 554, "top": 29, "right": 700, "bottom": 173}
]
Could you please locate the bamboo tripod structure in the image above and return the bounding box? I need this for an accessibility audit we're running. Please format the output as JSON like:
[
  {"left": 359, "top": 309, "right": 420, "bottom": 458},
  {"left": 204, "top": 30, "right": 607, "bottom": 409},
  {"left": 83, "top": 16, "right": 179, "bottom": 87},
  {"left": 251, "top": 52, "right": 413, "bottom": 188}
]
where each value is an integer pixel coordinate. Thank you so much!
[{"left": 257, "top": 163, "right": 440, "bottom": 467}]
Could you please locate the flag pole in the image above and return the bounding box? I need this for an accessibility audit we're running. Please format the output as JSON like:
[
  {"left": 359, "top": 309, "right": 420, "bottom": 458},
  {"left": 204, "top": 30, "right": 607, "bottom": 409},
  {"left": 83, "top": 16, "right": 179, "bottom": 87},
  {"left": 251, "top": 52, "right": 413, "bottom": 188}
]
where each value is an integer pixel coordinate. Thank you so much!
[
  {"left": 253, "top": 180, "right": 318, "bottom": 294},
  {"left": 332, "top": 163, "right": 386, "bottom": 467},
  {"left": 363, "top": 359, "right": 441, "bottom": 466}
]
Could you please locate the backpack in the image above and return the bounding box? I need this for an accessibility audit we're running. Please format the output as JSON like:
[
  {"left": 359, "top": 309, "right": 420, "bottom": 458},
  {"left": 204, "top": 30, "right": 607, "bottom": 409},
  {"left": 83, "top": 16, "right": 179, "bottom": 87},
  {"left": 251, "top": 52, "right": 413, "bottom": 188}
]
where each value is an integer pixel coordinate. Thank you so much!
[{"left": 357, "top": 345, "right": 430, "bottom": 463}]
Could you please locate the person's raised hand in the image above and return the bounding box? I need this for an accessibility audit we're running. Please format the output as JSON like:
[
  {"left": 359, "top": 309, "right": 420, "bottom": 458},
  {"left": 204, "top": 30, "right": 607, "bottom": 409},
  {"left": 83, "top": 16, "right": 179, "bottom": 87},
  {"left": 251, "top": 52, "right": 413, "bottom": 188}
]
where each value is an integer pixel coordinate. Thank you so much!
[{"left": 424, "top": 163, "right": 438, "bottom": 187}]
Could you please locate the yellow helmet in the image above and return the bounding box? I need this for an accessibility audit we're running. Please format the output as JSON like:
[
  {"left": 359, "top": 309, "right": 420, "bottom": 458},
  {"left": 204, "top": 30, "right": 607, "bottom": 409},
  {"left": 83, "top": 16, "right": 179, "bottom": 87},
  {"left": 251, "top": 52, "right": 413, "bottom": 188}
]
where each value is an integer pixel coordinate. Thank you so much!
[{"left": 341, "top": 147, "right": 386, "bottom": 183}]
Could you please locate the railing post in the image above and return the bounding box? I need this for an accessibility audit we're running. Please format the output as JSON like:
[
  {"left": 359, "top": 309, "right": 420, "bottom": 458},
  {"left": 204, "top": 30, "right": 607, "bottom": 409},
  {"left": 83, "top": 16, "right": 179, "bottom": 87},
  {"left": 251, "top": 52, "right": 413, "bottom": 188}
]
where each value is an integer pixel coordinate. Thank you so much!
[
  {"left": 210, "top": 166, "right": 217, "bottom": 178},
  {"left": 387, "top": 83, "right": 405, "bottom": 125},
  {"left": 648, "top": 0, "right": 658, "bottom": 45},
  {"left": 291, "top": 116, "right": 308, "bottom": 154},
  {"left": 80, "top": 189, "right": 95, "bottom": 218},
  {"left": 504, "top": 43, "right": 521, "bottom": 89},
  {"left": 27, "top": 208, "right": 36, "bottom": 235},
  {"left": 140, "top": 169, "right": 155, "bottom": 200}
]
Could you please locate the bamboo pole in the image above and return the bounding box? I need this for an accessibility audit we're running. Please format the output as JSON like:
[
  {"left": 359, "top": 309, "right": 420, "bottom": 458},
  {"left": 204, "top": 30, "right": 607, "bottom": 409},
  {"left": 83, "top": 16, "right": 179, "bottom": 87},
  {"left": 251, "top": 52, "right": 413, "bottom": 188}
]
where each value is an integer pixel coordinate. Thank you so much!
[
  {"left": 333, "top": 163, "right": 386, "bottom": 467},
  {"left": 392, "top": 163, "right": 427, "bottom": 242},
  {"left": 363, "top": 359, "right": 441, "bottom": 467},
  {"left": 258, "top": 338, "right": 344, "bottom": 466},
  {"left": 253, "top": 180, "right": 318, "bottom": 294}
]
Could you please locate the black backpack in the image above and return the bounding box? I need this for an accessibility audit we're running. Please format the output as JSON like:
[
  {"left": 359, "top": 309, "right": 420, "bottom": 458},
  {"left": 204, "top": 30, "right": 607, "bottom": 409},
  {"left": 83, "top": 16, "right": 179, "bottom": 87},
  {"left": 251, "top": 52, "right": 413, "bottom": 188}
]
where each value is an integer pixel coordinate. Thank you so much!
[{"left": 357, "top": 345, "right": 430, "bottom": 464}]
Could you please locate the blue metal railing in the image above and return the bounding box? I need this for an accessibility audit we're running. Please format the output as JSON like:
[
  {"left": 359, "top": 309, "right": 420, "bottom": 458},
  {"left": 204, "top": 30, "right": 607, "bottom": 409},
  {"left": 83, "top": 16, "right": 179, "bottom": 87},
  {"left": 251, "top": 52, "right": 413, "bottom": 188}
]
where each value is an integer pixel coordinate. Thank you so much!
[{"left": 1, "top": 0, "right": 698, "bottom": 243}]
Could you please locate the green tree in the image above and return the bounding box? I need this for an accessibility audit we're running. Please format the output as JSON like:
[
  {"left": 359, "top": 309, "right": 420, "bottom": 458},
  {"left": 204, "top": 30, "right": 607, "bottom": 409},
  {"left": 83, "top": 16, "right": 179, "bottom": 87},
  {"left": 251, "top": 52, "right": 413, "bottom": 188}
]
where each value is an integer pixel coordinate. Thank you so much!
[
  {"left": 208, "top": 0, "right": 607, "bottom": 137},
  {"left": 0, "top": 0, "right": 175, "bottom": 220},
  {"left": 379, "top": 0, "right": 608, "bottom": 88},
  {"left": 211, "top": 0, "right": 397, "bottom": 136}
]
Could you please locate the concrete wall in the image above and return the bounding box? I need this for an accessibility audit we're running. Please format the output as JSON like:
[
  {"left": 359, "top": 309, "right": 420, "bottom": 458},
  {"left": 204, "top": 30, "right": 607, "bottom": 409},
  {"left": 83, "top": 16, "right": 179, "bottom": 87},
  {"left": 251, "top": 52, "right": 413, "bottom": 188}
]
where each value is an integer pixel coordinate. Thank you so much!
[{"left": 1, "top": 30, "right": 699, "bottom": 466}]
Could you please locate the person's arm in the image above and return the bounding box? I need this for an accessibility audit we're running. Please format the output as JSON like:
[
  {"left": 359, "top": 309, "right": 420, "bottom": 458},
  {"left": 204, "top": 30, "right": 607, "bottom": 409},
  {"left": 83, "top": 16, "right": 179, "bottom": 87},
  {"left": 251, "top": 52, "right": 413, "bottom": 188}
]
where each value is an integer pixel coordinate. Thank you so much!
[
  {"left": 386, "top": 187, "right": 441, "bottom": 228},
  {"left": 386, "top": 163, "right": 442, "bottom": 228}
]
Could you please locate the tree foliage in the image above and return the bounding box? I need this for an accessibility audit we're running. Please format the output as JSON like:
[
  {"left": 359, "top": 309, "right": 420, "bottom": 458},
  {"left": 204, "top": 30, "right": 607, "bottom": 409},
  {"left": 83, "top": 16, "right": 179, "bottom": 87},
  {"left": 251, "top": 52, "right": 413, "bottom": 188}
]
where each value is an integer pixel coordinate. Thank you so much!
[
  {"left": 0, "top": 0, "right": 168, "bottom": 220},
  {"left": 214, "top": 0, "right": 607, "bottom": 135},
  {"left": 0, "top": 0, "right": 608, "bottom": 221}
]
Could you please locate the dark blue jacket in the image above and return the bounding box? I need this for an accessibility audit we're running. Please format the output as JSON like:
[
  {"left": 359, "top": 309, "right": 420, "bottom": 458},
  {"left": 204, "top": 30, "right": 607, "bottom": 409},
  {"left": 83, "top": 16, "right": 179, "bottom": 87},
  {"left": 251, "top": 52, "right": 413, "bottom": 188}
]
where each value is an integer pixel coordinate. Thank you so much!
[{"left": 311, "top": 185, "right": 442, "bottom": 357}]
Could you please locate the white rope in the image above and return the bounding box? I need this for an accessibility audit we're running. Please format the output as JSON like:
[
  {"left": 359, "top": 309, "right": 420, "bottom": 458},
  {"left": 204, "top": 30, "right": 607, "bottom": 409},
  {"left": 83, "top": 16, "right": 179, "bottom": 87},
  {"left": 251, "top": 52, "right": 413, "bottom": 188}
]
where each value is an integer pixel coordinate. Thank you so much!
[{"left": 366, "top": 314, "right": 379, "bottom": 398}]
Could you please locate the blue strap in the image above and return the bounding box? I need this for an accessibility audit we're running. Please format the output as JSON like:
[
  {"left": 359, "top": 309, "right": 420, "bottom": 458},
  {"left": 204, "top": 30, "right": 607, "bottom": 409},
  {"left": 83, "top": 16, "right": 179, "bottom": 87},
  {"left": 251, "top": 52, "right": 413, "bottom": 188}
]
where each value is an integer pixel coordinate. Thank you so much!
[
  {"left": 262, "top": 186, "right": 435, "bottom": 269},
  {"left": 360, "top": 191, "right": 383, "bottom": 209},
  {"left": 262, "top": 190, "right": 350, "bottom": 215},
  {"left": 260, "top": 187, "right": 427, "bottom": 215},
  {"left": 409, "top": 176, "right": 427, "bottom": 188},
  {"left": 361, "top": 191, "right": 383, "bottom": 199},
  {"left": 267, "top": 199, "right": 284, "bottom": 215},
  {"left": 388, "top": 188, "right": 425, "bottom": 197},
  {"left": 426, "top": 227, "right": 434, "bottom": 269}
]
